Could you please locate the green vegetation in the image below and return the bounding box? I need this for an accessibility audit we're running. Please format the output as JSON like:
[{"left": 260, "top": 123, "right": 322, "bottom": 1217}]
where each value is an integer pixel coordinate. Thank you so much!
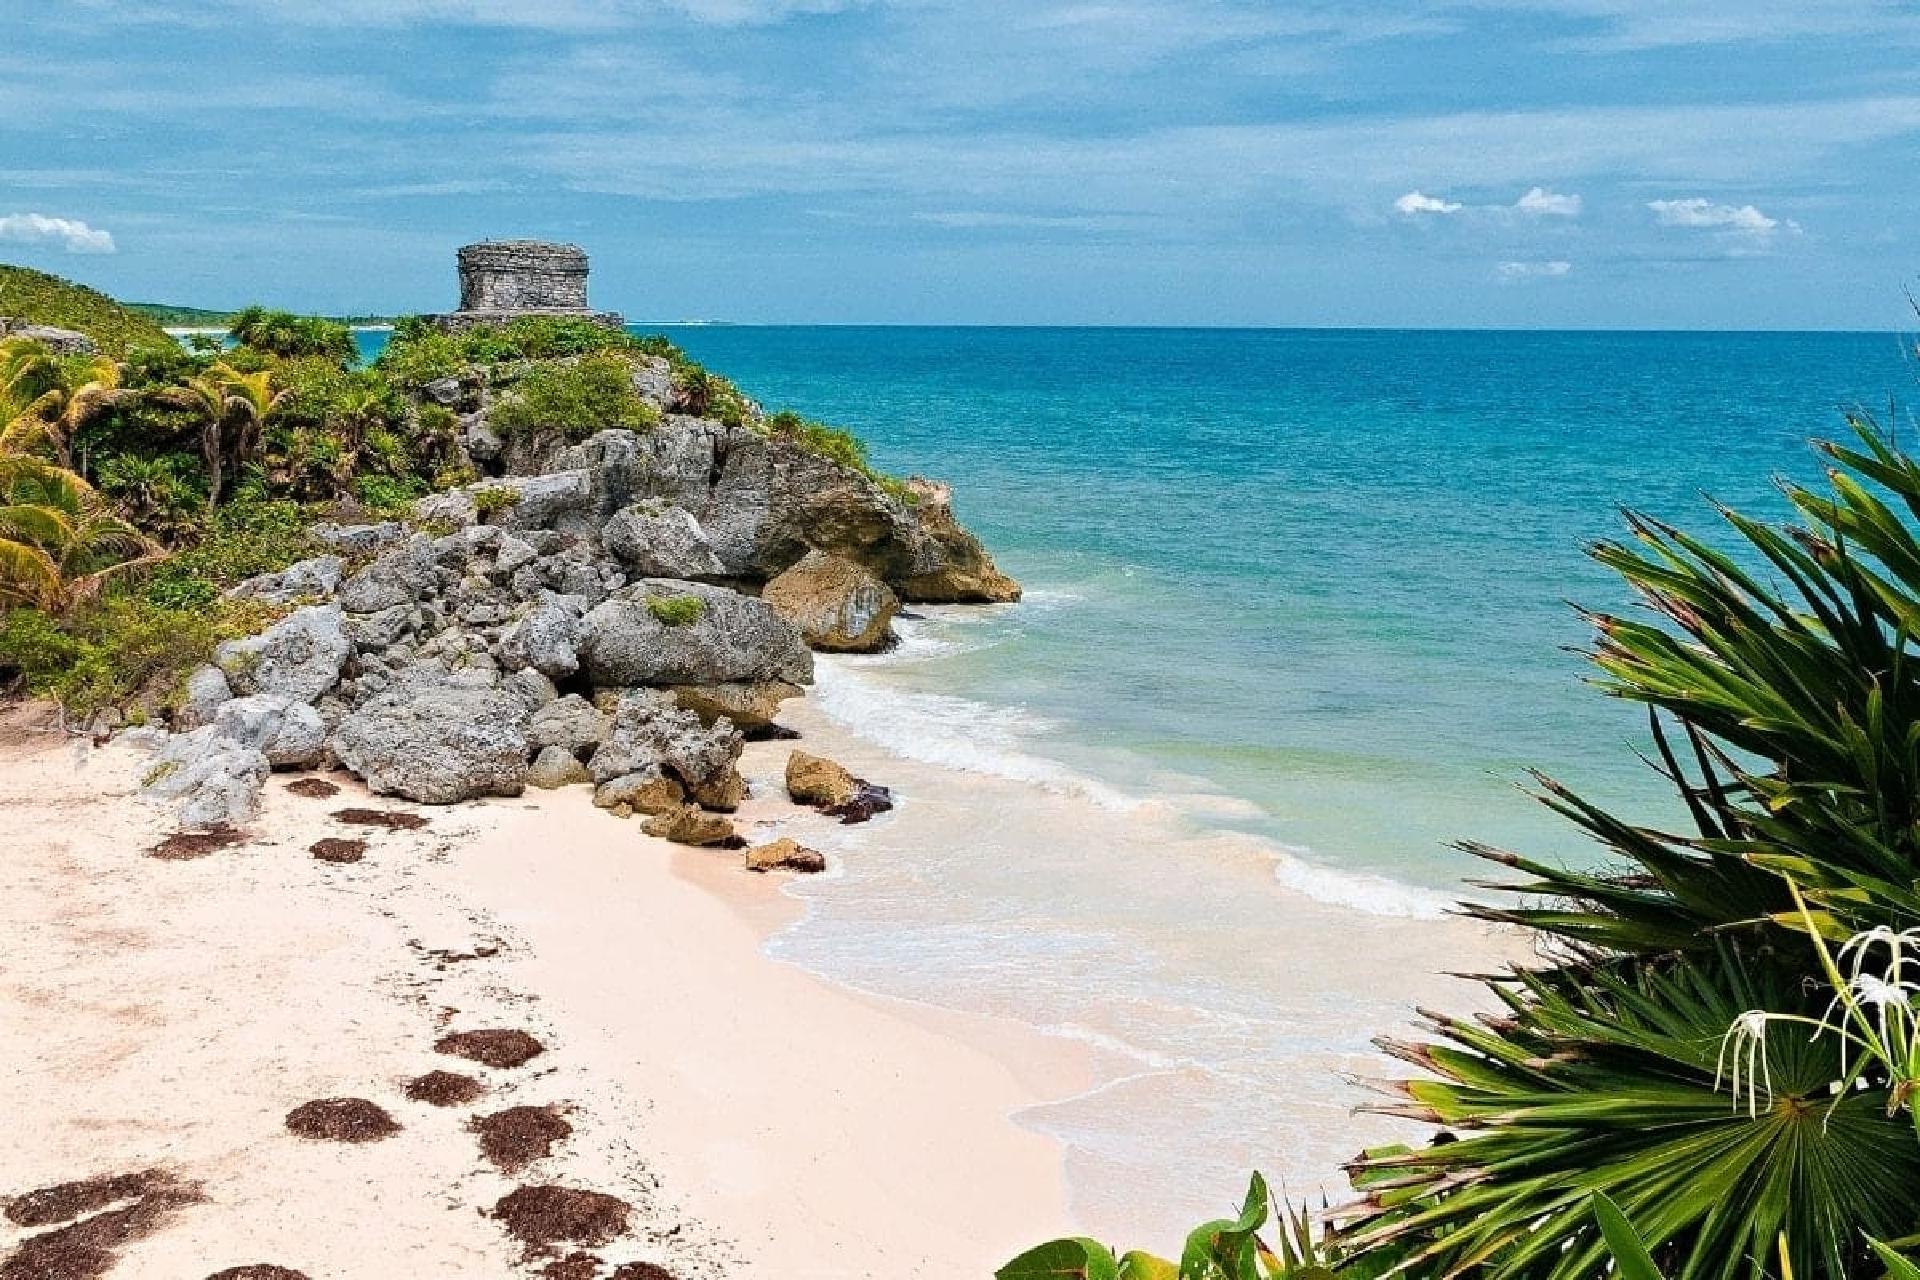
[
  {"left": 471, "top": 485, "right": 521, "bottom": 518},
  {"left": 0, "top": 263, "right": 169, "bottom": 353},
  {"left": 764, "top": 409, "right": 916, "bottom": 503},
  {"left": 1007, "top": 415, "right": 1920, "bottom": 1279},
  {"left": 126, "top": 301, "right": 395, "bottom": 328},
  {"left": 227, "top": 306, "right": 357, "bottom": 363},
  {"left": 490, "top": 352, "right": 657, "bottom": 440},
  {"left": 645, "top": 594, "right": 704, "bottom": 626}
]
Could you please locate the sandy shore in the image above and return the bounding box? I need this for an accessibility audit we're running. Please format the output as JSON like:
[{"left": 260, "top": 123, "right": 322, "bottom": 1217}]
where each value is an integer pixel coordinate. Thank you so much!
[{"left": 0, "top": 702, "right": 1087, "bottom": 1278}]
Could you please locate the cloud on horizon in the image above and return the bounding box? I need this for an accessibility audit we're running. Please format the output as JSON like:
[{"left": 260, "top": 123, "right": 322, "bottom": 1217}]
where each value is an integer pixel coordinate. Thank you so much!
[{"left": 0, "top": 213, "right": 116, "bottom": 254}]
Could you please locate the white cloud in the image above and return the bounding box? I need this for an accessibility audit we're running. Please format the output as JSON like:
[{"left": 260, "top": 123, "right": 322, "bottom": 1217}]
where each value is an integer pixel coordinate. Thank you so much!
[
  {"left": 0, "top": 212, "right": 116, "bottom": 254},
  {"left": 1496, "top": 259, "right": 1572, "bottom": 279},
  {"left": 1646, "top": 197, "right": 1780, "bottom": 234},
  {"left": 1394, "top": 190, "right": 1461, "bottom": 215},
  {"left": 1514, "top": 186, "right": 1581, "bottom": 216}
]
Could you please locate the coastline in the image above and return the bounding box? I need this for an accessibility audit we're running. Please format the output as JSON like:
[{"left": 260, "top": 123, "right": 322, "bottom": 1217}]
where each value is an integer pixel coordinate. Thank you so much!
[{"left": 0, "top": 702, "right": 1087, "bottom": 1277}]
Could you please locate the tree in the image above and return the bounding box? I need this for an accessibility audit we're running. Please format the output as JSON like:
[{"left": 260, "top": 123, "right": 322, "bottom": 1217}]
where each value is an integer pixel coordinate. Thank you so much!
[
  {"left": 159, "top": 361, "right": 289, "bottom": 508},
  {"left": 0, "top": 337, "right": 126, "bottom": 473},
  {"left": 0, "top": 453, "right": 160, "bottom": 615}
]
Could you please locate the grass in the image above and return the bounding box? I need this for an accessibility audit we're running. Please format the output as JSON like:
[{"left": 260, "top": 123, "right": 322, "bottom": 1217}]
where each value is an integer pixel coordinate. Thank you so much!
[
  {"left": 490, "top": 352, "right": 657, "bottom": 439},
  {"left": 645, "top": 594, "right": 705, "bottom": 626},
  {"left": 0, "top": 262, "right": 171, "bottom": 353}
]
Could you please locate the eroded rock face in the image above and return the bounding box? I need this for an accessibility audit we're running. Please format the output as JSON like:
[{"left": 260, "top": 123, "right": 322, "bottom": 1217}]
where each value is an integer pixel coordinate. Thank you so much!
[
  {"left": 762, "top": 550, "right": 899, "bottom": 652},
  {"left": 333, "top": 684, "right": 530, "bottom": 803},
  {"left": 215, "top": 605, "right": 350, "bottom": 703},
  {"left": 579, "top": 581, "right": 812, "bottom": 689},
  {"left": 211, "top": 695, "right": 328, "bottom": 769},
  {"left": 892, "top": 478, "right": 1021, "bottom": 603},
  {"left": 592, "top": 767, "right": 684, "bottom": 818},
  {"left": 527, "top": 744, "right": 592, "bottom": 789},
  {"left": 601, "top": 503, "right": 726, "bottom": 578},
  {"left": 225, "top": 556, "right": 344, "bottom": 605},
  {"left": 640, "top": 803, "right": 737, "bottom": 847},
  {"left": 527, "top": 694, "right": 608, "bottom": 757},
  {"left": 745, "top": 838, "right": 826, "bottom": 874},
  {"left": 140, "top": 726, "right": 272, "bottom": 830},
  {"left": 499, "top": 598, "right": 583, "bottom": 681},
  {"left": 0, "top": 320, "right": 96, "bottom": 354},
  {"left": 179, "top": 665, "right": 233, "bottom": 730},
  {"left": 588, "top": 691, "right": 744, "bottom": 806},
  {"left": 668, "top": 680, "right": 801, "bottom": 731}
]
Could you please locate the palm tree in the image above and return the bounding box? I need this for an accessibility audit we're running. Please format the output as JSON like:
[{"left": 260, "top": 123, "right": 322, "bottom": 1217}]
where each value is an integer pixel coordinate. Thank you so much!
[
  {"left": 0, "top": 453, "right": 161, "bottom": 615},
  {"left": 0, "top": 337, "right": 125, "bottom": 473},
  {"left": 161, "top": 361, "right": 288, "bottom": 507}
]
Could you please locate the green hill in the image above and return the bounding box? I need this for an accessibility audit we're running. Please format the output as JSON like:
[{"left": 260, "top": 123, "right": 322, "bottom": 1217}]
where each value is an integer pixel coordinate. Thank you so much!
[{"left": 0, "top": 263, "right": 170, "bottom": 353}]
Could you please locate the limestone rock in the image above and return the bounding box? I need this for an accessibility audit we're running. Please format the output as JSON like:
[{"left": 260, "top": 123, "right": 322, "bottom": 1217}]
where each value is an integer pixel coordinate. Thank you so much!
[
  {"left": 502, "top": 667, "right": 559, "bottom": 715},
  {"left": 578, "top": 581, "right": 812, "bottom": 689},
  {"left": 499, "top": 599, "right": 582, "bottom": 680},
  {"left": 527, "top": 744, "right": 592, "bottom": 789},
  {"left": 0, "top": 320, "right": 96, "bottom": 355},
  {"left": 592, "top": 768, "right": 685, "bottom": 818},
  {"left": 588, "top": 691, "right": 744, "bottom": 805},
  {"left": 601, "top": 503, "right": 726, "bottom": 578},
  {"left": 333, "top": 685, "right": 530, "bottom": 804},
  {"left": 339, "top": 535, "right": 438, "bottom": 614},
  {"left": 311, "top": 521, "right": 409, "bottom": 555},
  {"left": 686, "top": 766, "right": 747, "bottom": 812},
  {"left": 528, "top": 694, "right": 608, "bottom": 757},
  {"left": 891, "top": 478, "right": 1021, "bottom": 603},
  {"left": 640, "top": 804, "right": 737, "bottom": 847},
  {"left": 140, "top": 726, "right": 271, "bottom": 830},
  {"left": 179, "top": 664, "right": 232, "bottom": 730},
  {"left": 225, "top": 556, "right": 344, "bottom": 605},
  {"left": 745, "top": 838, "right": 827, "bottom": 874},
  {"left": 215, "top": 605, "right": 350, "bottom": 703},
  {"left": 668, "top": 680, "right": 801, "bottom": 731},
  {"left": 212, "top": 694, "right": 328, "bottom": 768},
  {"left": 762, "top": 551, "right": 899, "bottom": 652},
  {"left": 786, "top": 749, "right": 859, "bottom": 808}
]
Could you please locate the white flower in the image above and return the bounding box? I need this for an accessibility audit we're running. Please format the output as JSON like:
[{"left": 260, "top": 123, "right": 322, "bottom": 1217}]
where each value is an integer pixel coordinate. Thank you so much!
[{"left": 1716, "top": 1010, "right": 1778, "bottom": 1116}]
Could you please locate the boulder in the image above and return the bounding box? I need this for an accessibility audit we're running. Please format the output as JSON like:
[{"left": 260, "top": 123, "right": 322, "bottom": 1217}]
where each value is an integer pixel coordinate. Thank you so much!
[
  {"left": 891, "top": 478, "right": 1022, "bottom": 603},
  {"left": 601, "top": 503, "right": 727, "bottom": 578},
  {"left": 215, "top": 605, "right": 350, "bottom": 703},
  {"left": 528, "top": 694, "right": 608, "bottom": 757},
  {"left": 527, "top": 745, "right": 592, "bottom": 789},
  {"left": 416, "top": 470, "right": 593, "bottom": 535},
  {"left": 578, "top": 581, "right": 812, "bottom": 689},
  {"left": 592, "top": 768, "right": 685, "bottom": 818},
  {"left": 178, "top": 664, "right": 232, "bottom": 730},
  {"left": 311, "top": 521, "right": 409, "bottom": 555},
  {"left": 640, "top": 804, "right": 738, "bottom": 847},
  {"left": 333, "top": 685, "right": 531, "bottom": 804},
  {"left": 502, "top": 667, "right": 559, "bottom": 715},
  {"left": 588, "top": 691, "right": 744, "bottom": 805},
  {"left": 762, "top": 551, "right": 899, "bottom": 652},
  {"left": 140, "top": 726, "right": 271, "bottom": 830},
  {"left": 686, "top": 766, "right": 747, "bottom": 812},
  {"left": 211, "top": 694, "right": 328, "bottom": 768},
  {"left": 224, "top": 556, "right": 344, "bottom": 605},
  {"left": 786, "top": 749, "right": 859, "bottom": 808},
  {"left": 745, "top": 838, "right": 827, "bottom": 874},
  {"left": 668, "top": 680, "right": 801, "bottom": 732},
  {"left": 499, "top": 599, "right": 582, "bottom": 680},
  {"left": 339, "top": 535, "right": 439, "bottom": 614}
]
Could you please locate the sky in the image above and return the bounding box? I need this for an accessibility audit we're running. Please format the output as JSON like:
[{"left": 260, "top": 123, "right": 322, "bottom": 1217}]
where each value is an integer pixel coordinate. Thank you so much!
[{"left": 1, "top": 0, "right": 1917, "bottom": 328}]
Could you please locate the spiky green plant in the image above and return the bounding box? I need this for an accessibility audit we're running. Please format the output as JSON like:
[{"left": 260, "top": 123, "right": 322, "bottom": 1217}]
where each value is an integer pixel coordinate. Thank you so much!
[{"left": 1332, "top": 416, "right": 1920, "bottom": 1277}]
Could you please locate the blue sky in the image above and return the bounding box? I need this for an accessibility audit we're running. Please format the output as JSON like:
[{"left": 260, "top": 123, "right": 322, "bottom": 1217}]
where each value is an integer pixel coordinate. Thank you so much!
[{"left": 2, "top": 0, "right": 1917, "bottom": 327}]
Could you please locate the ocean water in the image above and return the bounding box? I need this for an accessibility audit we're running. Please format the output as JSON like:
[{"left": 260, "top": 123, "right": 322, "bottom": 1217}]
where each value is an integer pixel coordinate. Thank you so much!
[{"left": 361, "top": 326, "right": 1917, "bottom": 1241}]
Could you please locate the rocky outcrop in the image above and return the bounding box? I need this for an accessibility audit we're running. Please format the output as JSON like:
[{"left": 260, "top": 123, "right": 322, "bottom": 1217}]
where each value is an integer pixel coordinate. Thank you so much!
[
  {"left": 745, "top": 838, "right": 826, "bottom": 874},
  {"left": 225, "top": 556, "right": 344, "bottom": 605},
  {"left": 215, "top": 605, "right": 350, "bottom": 703},
  {"left": 0, "top": 320, "right": 97, "bottom": 355},
  {"left": 786, "top": 750, "right": 895, "bottom": 824},
  {"left": 601, "top": 503, "right": 726, "bottom": 578},
  {"left": 587, "top": 692, "right": 744, "bottom": 807},
  {"left": 333, "top": 685, "right": 530, "bottom": 803},
  {"left": 179, "top": 665, "right": 233, "bottom": 730},
  {"left": 763, "top": 551, "right": 899, "bottom": 652},
  {"left": 668, "top": 680, "right": 801, "bottom": 731},
  {"left": 139, "top": 727, "right": 272, "bottom": 830},
  {"left": 640, "top": 804, "right": 737, "bottom": 847},
  {"left": 579, "top": 582, "right": 812, "bottom": 689},
  {"left": 592, "top": 767, "right": 684, "bottom": 818},
  {"left": 891, "top": 479, "right": 1021, "bottom": 603},
  {"left": 211, "top": 695, "right": 328, "bottom": 769},
  {"left": 527, "top": 745, "right": 592, "bottom": 789}
]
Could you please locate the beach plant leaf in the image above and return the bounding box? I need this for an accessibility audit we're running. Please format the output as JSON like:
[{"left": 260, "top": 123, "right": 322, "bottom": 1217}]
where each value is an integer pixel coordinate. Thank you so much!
[
  {"left": 1593, "top": 1192, "right": 1668, "bottom": 1280},
  {"left": 996, "top": 1238, "right": 1122, "bottom": 1280}
]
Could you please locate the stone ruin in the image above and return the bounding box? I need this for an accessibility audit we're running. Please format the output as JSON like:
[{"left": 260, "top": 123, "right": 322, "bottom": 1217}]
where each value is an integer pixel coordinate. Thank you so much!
[{"left": 425, "top": 240, "right": 624, "bottom": 332}]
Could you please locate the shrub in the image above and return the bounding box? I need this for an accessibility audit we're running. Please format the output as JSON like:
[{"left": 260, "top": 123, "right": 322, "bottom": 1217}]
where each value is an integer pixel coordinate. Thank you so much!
[
  {"left": 353, "top": 473, "right": 422, "bottom": 515},
  {"left": 490, "top": 353, "right": 657, "bottom": 440},
  {"left": 0, "top": 594, "right": 267, "bottom": 720},
  {"left": 645, "top": 594, "right": 704, "bottom": 627},
  {"left": 228, "top": 306, "right": 357, "bottom": 365},
  {"left": 142, "top": 498, "right": 314, "bottom": 610},
  {"left": 471, "top": 485, "right": 521, "bottom": 517},
  {"left": 764, "top": 409, "right": 912, "bottom": 501}
]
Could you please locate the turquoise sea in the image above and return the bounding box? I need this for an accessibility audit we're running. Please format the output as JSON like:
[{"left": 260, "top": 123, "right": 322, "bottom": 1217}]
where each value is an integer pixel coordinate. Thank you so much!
[{"left": 361, "top": 325, "right": 1916, "bottom": 1236}]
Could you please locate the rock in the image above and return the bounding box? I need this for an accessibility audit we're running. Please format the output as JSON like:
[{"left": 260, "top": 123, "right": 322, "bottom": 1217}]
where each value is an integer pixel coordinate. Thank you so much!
[
  {"left": 745, "top": 838, "right": 827, "bottom": 874},
  {"left": 527, "top": 745, "right": 592, "bottom": 789},
  {"left": 630, "top": 356, "right": 674, "bottom": 410},
  {"left": 640, "top": 804, "right": 737, "bottom": 847},
  {"left": 216, "top": 605, "right": 350, "bottom": 703},
  {"left": 311, "top": 521, "right": 409, "bottom": 555},
  {"left": 592, "top": 768, "right": 685, "bottom": 818},
  {"left": 499, "top": 599, "right": 582, "bottom": 680},
  {"left": 343, "top": 603, "right": 412, "bottom": 651},
  {"left": 588, "top": 691, "right": 743, "bottom": 801},
  {"left": 601, "top": 503, "right": 726, "bottom": 578},
  {"left": 785, "top": 750, "right": 859, "bottom": 808},
  {"left": 212, "top": 695, "right": 328, "bottom": 768},
  {"left": 140, "top": 726, "right": 271, "bottom": 830},
  {"left": 0, "top": 320, "right": 96, "bottom": 355},
  {"left": 417, "top": 470, "right": 594, "bottom": 535},
  {"left": 786, "top": 749, "right": 895, "bottom": 824},
  {"left": 578, "top": 581, "right": 812, "bottom": 689},
  {"left": 686, "top": 766, "right": 747, "bottom": 812},
  {"left": 422, "top": 376, "right": 464, "bottom": 406},
  {"left": 333, "top": 685, "right": 530, "bottom": 804},
  {"left": 762, "top": 551, "right": 899, "bottom": 652},
  {"left": 224, "top": 556, "right": 344, "bottom": 605},
  {"left": 502, "top": 667, "right": 559, "bottom": 715},
  {"left": 527, "top": 694, "right": 608, "bottom": 756},
  {"left": 339, "top": 536, "right": 438, "bottom": 614},
  {"left": 891, "top": 478, "right": 1022, "bottom": 603},
  {"left": 179, "top": 665, "right": 232, "bottom": 730},
  {"left": 668, "top": 680, "right": 801, "bottom": 731}
]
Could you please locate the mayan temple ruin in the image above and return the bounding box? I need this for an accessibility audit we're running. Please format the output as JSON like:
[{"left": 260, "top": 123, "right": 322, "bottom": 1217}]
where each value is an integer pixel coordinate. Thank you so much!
[{"left": 426, "top": 239, "right": 625, "bottom": 331}]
